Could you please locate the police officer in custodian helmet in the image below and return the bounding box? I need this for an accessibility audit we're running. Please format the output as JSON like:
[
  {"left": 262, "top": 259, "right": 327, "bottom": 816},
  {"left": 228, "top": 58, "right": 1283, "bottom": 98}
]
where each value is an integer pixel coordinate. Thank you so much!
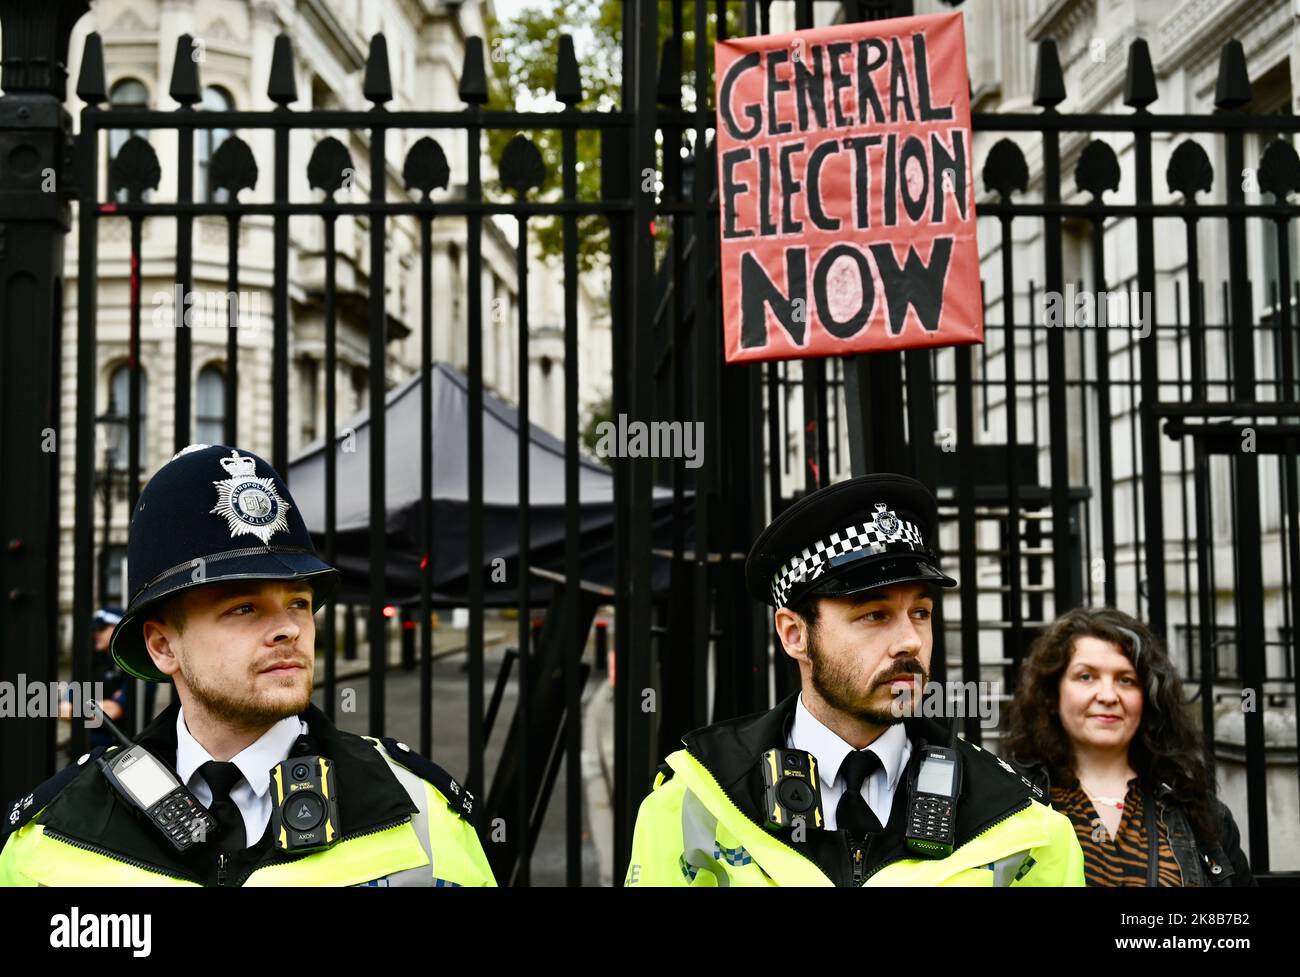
[
  {"left": 625, "top": 473, "right": 1084, "bottom": 886},
  {"left": 1, "top": 445, "right": 494, "bottom": 886}
]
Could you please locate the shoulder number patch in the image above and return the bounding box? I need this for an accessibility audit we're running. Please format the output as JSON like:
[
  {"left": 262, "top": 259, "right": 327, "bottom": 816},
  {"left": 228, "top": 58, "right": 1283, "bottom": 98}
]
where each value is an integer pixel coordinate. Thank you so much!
[
  {"left": 378, "top": 737, "right": 477, "bottom": 826},
  {"left": 2, "top": 747, "right": 111, "bottom": 841}
]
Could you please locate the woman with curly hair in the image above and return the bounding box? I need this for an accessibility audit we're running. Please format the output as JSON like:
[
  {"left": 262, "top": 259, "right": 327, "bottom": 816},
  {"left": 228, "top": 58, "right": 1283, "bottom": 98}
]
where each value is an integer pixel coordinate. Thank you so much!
[{"left": 1005, "top": 607, "right": 1252, "bottom": 886}]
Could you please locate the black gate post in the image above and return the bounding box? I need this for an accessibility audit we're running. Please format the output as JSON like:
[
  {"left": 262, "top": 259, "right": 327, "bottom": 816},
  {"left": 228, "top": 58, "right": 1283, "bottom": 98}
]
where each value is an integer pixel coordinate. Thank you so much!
[
  {"left": 841, "top": 0, "right": 914, "bottom": 478},
  {"left": 0, "top": 0, "right": 90, "bottom": 806}
]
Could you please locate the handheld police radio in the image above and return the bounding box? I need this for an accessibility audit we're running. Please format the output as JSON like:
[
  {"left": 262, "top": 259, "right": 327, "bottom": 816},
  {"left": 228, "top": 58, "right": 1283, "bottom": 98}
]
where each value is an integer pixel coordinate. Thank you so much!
[
  {"left": 88, "top": 701, "right": 219, "bottom": 853},
  {"left": 269, "top": 753, "right": 341, "bottom": 853},
  {"left": 760, "top": 748, "right": 824, "bottom": 831},
  {"left": 905, "top": 745, "right": 963, "bottom": 858}
]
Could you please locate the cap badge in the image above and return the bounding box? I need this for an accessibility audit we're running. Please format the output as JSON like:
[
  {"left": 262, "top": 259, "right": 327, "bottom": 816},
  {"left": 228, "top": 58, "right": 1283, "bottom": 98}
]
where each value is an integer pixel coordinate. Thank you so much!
[
  {"left": 210, "top": 450, "right": 291, "bottom": 545},
  {"left": 873, "top": 503, "right": 901, "bottom": 538}
]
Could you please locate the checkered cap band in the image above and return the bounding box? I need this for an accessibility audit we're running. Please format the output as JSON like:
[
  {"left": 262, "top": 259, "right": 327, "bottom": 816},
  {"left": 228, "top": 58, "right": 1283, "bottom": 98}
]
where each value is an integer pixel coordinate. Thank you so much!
[{"left": 770, "top": 508, "right": 926, "bottom": 607}]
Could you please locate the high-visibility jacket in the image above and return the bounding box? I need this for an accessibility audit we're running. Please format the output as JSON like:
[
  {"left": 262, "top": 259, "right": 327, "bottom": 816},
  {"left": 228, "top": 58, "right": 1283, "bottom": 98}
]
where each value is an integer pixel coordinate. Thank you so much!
[
  {"left": 0, "top": 702, "right": 495, "bottom": 887},
  {"left": 626, "top": 695, "right": 1085, "bottom": 887}
]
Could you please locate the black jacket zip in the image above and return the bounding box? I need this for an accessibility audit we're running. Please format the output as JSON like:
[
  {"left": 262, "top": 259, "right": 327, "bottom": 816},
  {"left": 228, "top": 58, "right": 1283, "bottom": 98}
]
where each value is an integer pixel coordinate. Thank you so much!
[{"left": 42, "top": 829, "right": 204, "bottom": 885}]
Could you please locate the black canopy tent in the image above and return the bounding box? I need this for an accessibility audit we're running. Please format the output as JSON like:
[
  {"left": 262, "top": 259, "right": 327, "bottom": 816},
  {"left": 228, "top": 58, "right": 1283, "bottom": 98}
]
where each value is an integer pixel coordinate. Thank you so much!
[{"left": 288, "top": 363, "right": 685, "bottom": 606}]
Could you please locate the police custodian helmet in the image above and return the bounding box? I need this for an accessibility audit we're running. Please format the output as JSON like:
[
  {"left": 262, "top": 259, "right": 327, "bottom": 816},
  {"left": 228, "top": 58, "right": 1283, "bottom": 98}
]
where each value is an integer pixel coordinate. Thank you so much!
[
  {"left": 745, "top": 473, "right": 956, "bottom": 609},
  {"left": 110, "top": 444, "right": 340, "bottom": 682}
]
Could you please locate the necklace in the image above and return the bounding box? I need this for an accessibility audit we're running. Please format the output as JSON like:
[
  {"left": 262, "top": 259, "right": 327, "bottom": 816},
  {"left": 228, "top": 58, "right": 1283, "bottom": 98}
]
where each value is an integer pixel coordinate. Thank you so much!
[{"left": 1080, "top": 780, "right": 1127, "bottom": 811}]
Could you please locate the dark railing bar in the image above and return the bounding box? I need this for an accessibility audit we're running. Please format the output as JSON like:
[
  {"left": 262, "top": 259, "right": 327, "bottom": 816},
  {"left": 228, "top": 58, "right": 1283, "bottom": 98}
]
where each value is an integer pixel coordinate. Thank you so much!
[
  {"left": 322, "top": 209, "right": 338, "bottom": 723},
  {"left": 173, "top": 124, "right": 194, "bottom": 453},
  {"left": 513, "top": 187, "right": 533, "bottom": 886},
  {"left": 82, "top": 108, "right": 635, "bottom": 129},
  {"left": 648, "top": 108, "right": 1300, "bottom": 133},
  {"left": 366, "top": 119, "right": 389, "bottom": 737},
  {"left": 222, "top": 213, "right": 240, "bottom": 447},
  {"left": 976, "top": 202, "right": 1300, "bottom": 219},
  {"left": 1151, "top": 402, "right": 1300, "bottom": 417},
  {"left": 561, "top": 92, "right": 584, "bottom": 887},
  {"left": 418, "top": 205, "right": 434, "bottom": 759},
  {"left": 88, "top": 198, "right": 1300, "bottom": 221},
  {"left": 482, "top": 649, "right": 519, "bottom": 749},
  {"left": 95, "top": 200, "right": 634, "bottom": 217},
  {"left": 973, "top": 112, "right": 1300, "bottom": 132}
]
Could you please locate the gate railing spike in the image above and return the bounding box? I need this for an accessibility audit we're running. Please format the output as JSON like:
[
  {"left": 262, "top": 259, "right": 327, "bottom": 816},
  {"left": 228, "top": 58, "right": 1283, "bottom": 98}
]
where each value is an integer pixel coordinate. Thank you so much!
[
  {"left": 1124, "top": 38, "right": 1157, "bottom": 109},
  {"left": 1033, "top": 38, "right": 1066, "bottom": 109},
  {"left": 268, "top": 33, "right": 298, "bottom": 107},
  {"left": 169, "top": 33, "right": 201, "bottom": 106},
  {"left": 1214, "top": 39, "right": 1251, "bottom": 110},
  {"left": 364, "top": 33, "right": 393, "bottom": 105},
  {"left": 76, "top": 31, "right": 107, "bottom": 105},
  {"left": 556, "top": 34, "right": 582, "bottom": 105},
  {"left": 459, "top": 36, "right": 488, "bottom": 105}
]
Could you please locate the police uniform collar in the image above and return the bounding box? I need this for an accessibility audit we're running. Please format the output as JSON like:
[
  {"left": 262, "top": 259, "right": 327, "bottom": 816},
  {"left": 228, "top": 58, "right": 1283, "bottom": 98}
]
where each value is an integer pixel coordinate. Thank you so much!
[
  {"left": 681, "top": 693, "right": 1039, "bottom": 852},
  {"left": 789, "top": 693, "right": 910, "bottom": 796},
  {"left": 173, "top": 707, "right": 306, "bottom": 802},
  {"left": 136, "top": 699, "right": 417, "bottom": 832},
  {"left": 35, "top": 699, "right": 417, "bottom": 884}
]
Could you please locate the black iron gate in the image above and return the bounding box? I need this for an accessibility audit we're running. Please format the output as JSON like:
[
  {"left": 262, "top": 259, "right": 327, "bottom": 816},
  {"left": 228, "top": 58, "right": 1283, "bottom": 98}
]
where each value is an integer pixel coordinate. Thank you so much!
[{"left": 1, "top": 0, "right": 1297, "bottom": 885}]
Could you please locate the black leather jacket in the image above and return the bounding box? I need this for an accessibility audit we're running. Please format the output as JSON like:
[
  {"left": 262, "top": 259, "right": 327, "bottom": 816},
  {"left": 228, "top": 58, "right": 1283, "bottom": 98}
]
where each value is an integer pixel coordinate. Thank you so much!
[{"left": 1008, "top": 759, "right": 1254, "bottom": 887}]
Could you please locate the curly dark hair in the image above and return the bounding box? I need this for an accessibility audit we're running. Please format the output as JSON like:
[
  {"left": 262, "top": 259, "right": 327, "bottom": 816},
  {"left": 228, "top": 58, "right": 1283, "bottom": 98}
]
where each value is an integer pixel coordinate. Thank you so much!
[{"left": 1004, "top": 607, "right": 1220, "bottom": 846}]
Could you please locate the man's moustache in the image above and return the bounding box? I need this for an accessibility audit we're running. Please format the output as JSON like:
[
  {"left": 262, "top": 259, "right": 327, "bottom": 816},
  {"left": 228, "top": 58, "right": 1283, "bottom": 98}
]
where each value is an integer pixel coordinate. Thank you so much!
[{"left": 874, "top": 662, "right": 927, "bottom": 687}]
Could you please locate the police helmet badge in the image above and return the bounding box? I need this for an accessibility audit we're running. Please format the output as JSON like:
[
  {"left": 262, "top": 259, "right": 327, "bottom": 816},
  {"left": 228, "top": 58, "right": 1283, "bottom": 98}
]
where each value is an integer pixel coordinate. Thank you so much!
[
  {"left": 873, "top": 502, "right": 901, "bottom": 538},
  {"left": 210, "top": 450, "right": 292, "bottom": 545}
]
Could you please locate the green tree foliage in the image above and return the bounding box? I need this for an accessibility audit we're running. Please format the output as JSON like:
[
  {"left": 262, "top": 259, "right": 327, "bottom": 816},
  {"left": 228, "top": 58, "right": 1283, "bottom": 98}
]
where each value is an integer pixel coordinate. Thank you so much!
[
  {"left": 484, "top": 0, "right": 620, "bottom": 272},
  {"left": 483, "top": 1, "right": 744, "bottom": 272}
]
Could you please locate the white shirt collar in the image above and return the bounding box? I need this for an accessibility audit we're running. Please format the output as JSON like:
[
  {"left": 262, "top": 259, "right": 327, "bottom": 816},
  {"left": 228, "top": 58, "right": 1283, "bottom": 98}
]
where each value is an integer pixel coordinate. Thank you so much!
[
  {"left": 175, "top": 706, "right": 306, "bottom": 799},
  {"left": 790, "top": 693, "right": 910, "bottom": 792}
]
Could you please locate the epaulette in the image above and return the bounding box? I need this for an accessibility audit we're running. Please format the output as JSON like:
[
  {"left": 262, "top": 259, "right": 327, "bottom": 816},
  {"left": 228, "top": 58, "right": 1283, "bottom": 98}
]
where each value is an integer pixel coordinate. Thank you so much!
[
  {"left": 377, "top": 737, "right": 477, "bottom": 825},
  {"left": 2, "top": 746, "right": 113, "bottom": 842},
  {"left": 653, "top": 761, "right": 675, "bottom": 789},
  {"left": 963, "top": 740, "right": 1045, "bottom": 801}
]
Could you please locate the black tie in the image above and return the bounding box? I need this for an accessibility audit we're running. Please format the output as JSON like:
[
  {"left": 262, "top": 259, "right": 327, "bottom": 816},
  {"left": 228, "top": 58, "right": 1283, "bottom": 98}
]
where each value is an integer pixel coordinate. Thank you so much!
[
  {"left": 198, "top": 760, "right": 247, "bottom": 851},
  {"left": 837, "top": 749, "right": 884, "bottom": 839}
]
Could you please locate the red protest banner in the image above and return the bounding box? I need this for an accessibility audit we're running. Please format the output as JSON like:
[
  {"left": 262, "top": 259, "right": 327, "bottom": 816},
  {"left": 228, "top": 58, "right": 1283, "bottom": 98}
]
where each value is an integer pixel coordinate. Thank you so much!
[{"left": 714, "top": 11, "right": 983, "bottom": 364}]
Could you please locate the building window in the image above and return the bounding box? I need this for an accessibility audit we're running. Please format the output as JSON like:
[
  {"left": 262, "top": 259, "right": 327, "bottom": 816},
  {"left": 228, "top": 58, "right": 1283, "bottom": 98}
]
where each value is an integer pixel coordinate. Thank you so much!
[
  {"left": 105, "top": 364, "right": 147, "bottom": 472},
  {"left": 198, "top": 86, "right": 235, "bottom": 203},
  {"left": 108, "top": 78, "right": 149, "bottom": 202},
  {"left": 196, "top": 365, "right": 225, "bottom": 445}
]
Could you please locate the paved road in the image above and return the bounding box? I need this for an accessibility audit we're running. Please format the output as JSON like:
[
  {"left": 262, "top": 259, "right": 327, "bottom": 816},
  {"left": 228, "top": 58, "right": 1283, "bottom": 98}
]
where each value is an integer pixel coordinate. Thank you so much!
[{"left": 310, "top": 627, "right": 606, "bottom": 886}]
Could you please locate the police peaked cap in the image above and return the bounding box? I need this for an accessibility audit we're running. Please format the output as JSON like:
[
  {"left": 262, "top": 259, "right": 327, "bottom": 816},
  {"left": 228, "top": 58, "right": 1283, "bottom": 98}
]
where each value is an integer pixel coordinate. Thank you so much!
[
  {"left": 745, "top": 473, "right": 956, "bottom": 608},
  {"left": 110, "top": 444, "right": 339, "bottom": 682}
]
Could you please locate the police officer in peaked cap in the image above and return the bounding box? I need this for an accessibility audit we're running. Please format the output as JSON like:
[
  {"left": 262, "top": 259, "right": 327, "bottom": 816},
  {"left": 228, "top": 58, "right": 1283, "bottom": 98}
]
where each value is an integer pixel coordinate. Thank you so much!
[
  {"left": 626, "top": 473, "right": 1084, "bottom": 886},
  {"left": 1, "top": 444, "right": 495, "bottom": 886}
]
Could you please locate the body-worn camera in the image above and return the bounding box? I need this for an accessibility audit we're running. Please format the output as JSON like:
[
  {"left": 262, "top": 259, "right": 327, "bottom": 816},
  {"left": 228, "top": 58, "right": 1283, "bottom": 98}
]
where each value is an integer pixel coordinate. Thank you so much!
[
  {"left": 760, "top": 748, "right": 824, "bottom": 831},
  {"left": 269, "top": 755, "right": 341, "bottom": 853}
]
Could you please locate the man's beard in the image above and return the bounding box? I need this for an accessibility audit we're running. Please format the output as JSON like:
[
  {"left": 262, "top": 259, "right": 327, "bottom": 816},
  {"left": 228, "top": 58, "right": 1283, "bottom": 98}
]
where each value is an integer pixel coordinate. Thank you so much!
[
  {"left": 179, "top": 657, "right": 311, "bottom": 730},
  {"left": 807, "top": 626, "right": 926, "bottom": 725}
]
